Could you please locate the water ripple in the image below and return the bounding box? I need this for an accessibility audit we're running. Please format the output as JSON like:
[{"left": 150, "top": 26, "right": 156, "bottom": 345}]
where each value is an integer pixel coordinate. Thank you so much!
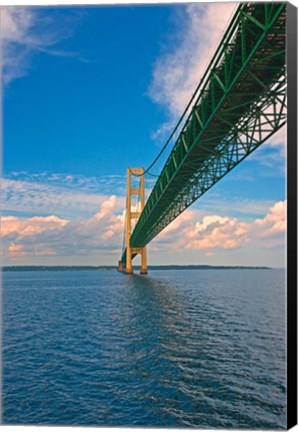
[{"left": 3, "top": 269, "right": 286, "bottom": 428}]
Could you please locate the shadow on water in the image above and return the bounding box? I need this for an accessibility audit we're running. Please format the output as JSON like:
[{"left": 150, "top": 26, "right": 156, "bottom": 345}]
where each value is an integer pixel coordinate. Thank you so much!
[{"left": 112, "top": 274, "right": 196, "bottom": 426}]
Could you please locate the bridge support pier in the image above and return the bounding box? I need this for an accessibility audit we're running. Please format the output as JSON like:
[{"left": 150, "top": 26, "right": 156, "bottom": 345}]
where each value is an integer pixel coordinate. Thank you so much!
[
  {"left": 140, "top": 248, "right": 148, "bottom": 275},
  {"left": 125, "top": 242, "right": 133, "bottom": 275},
  {"left": 118, "top": 260, "right": 125, "bottom": 272},
  {"left": 124, "top": 167, "right": 147, "bottom": 275}
]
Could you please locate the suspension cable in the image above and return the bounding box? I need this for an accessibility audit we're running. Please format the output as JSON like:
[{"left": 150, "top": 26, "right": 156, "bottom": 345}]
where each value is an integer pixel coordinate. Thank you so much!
[
  {"left": 129, "top": 72, "right": 207, "bottom": 178},
  {"left": 146, "top": 171, "right": 159, "bottom": 177},
  {"left": 128, "top": 91, "right": 198, "bottom": 178},
  {"left": 129, "top": 3, "right": 241, "bottom": 179}
]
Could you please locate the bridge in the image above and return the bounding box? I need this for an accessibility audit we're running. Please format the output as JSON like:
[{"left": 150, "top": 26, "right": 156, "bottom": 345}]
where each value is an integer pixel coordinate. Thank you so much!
[{"left": 118, "top": 2, "right": 286, "bottom": 274}]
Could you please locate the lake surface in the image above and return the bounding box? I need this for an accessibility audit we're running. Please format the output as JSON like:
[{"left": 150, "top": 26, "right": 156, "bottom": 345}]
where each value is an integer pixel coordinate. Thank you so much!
[{"left": 2, "top": 269, "right": 286, "bottom": 428}]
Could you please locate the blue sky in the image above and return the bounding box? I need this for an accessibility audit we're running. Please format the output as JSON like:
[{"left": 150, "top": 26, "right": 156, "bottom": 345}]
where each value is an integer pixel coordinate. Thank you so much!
[{"left": 1, "top": 3, "right": 287, "bottom": 267}]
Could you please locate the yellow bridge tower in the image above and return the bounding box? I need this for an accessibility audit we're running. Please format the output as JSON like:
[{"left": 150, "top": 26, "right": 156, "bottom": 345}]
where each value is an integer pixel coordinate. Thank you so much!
[{"left": 118, "top": 167, "right": 147, "bottom": 275}]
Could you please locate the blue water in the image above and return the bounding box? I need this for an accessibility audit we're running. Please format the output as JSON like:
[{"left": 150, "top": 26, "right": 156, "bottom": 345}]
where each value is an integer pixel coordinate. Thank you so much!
[{"left": 2, "top": 269, "right": 286, "bottom": 428}]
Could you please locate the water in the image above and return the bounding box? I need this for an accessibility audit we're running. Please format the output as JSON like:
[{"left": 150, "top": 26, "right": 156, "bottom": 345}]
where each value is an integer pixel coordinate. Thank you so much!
[{"left": 2, "top": 269, "right": 286, "bottom": 428}]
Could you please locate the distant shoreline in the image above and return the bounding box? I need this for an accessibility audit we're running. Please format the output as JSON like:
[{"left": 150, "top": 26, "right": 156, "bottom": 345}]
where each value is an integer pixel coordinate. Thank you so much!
[{"left": 2, "top": 265, "right": 272, "bottom": 271}]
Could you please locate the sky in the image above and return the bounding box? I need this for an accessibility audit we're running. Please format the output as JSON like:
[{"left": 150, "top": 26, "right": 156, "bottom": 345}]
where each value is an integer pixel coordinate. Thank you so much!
[{"left": 1, "top": 2, "right": 287, "bottom": 267}]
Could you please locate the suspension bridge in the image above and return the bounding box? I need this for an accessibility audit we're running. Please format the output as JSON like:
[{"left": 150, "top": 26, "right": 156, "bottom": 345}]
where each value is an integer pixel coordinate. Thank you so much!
[{"left": 118, "top": 2, "right": 286, "bottom": 274}]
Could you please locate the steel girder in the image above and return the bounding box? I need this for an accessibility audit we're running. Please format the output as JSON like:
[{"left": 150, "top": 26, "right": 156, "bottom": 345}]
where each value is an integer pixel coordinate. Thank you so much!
[{"left": 125, "top": 2, "right": 286, "bottom": 254}]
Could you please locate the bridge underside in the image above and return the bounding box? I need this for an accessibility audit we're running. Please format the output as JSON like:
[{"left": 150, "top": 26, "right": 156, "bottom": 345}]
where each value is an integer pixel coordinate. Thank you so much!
[{"left": 122, "top": 2, "right": 286, "bottom": 264}]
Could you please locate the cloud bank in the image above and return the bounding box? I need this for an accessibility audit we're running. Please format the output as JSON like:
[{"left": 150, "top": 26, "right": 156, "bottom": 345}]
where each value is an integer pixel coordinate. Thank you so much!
[
  {"left": 2, "top": 195, "right": 124, "bottom": 264},
  {"left": 1, "top": 199, "right": 286, "bottom": 266},
  {"left": 157, "top": 201, "right": 286, "bottom": 253}
]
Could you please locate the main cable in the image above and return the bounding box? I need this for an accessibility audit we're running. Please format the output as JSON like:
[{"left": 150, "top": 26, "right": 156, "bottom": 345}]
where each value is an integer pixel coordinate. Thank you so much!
[
  {"left": 129, "top": 3, "right": 241, "bottom": 179},
  {"left": 129, "top": 82, "right": 200, "bottom": 178}
]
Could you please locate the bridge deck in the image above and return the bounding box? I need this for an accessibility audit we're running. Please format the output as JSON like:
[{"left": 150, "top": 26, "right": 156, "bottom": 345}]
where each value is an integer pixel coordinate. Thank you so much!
[{"left": 122, "top": 2, "right": 286, "bottom": 263}]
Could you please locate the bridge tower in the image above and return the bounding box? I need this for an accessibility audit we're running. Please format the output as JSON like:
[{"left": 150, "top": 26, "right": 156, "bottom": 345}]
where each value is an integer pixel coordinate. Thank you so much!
[{"left": 119, "top": 167, "right": 147, "bottom": 275}]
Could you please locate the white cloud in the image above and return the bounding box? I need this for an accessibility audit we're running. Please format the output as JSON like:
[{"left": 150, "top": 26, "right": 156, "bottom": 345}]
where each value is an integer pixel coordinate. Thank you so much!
[
  {"left": 6, "top": 171, "right": 128, "bottom": 194},
  {"left": 156, "top": 211, "right": 250, "bottom": 252},
  {"left": 2, "top": 171, "right": 157, "bottom": 220},
  {"left": 1, "top": 198, "right": 286, "bottom": 266},
  {"left": 1, "top": 174, "right": 126, "bottom": 219},
  {"left": 1, "top": 6, "right": 84, "bottom": 84},
  {"left": 149, "top": 3, "right": 238, "bottom": 124},
  {"left": 153, "top": 200, "right": 287, "bottom": 255},
  {"left": 1, "top": 7, "right": 32, "bottom": 42},
  {"left": 254, "top": 200, "right": 287, "bottom": 238},
  {"left": 1, "top": 195, "right": 124, "bottom": 264},
  {"left": 148, "top": 1, "right": 286, "bottom": 175},
  {"left": 2, "top": 214, "right": 68, "bottom": 239}
]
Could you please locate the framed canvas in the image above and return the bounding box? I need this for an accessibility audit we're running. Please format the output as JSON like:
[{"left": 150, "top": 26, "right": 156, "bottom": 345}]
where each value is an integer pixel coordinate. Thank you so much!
[{"left": 1, "top": 1, "right": 297, "bottom": 430}]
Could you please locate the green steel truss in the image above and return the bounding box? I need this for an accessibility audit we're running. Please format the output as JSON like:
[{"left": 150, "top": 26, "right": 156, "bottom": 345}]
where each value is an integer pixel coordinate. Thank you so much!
[{"left": 122, "top": 2, "right": 286, "bottom": 262}]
